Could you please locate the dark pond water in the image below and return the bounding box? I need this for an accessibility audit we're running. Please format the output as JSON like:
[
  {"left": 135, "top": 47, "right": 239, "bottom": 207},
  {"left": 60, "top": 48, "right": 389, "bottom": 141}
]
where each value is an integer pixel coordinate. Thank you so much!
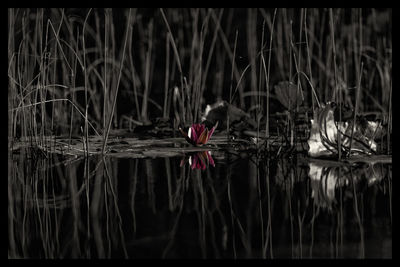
[{"left": 8, "top": 149, "right": 392, "bottom": 259}]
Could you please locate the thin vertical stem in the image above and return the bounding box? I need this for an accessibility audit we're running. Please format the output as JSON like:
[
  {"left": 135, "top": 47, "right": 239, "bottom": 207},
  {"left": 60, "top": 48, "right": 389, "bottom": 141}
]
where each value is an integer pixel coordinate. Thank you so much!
[
  {"left": 265, "top": 8, "right": 277, "bottom": 145},
  {"left": 349, "top": 62, "right": 363, "bottom": 156},
  {"left": 329, "top": 8, "right": 341, "bottom": 160},
  {"left": 82, "top": 9, "right": 92, "bottom": 157},
  {"left": 258, "top": 20, "right": 266, "bottom": 140},
  {"left": 141, "top": 20, "right": 153, "bottom": 122},
  {"left": 160, "top": 8, "right": 185, "bottom": 125},
  {"left": 304, "top": 8, "right": 316, "bottom": 114},
  {"left": 102, "top": 8, "right": 132, "bottom": 154},
  {"left": 163, "top": 33, "right": 170, "bottom": 118},
  {"left": 104, "top": 9, "right": 109, "bottom": 131},
  {"left": 228, "top": 30, "right": 238, "bottom": 138}
]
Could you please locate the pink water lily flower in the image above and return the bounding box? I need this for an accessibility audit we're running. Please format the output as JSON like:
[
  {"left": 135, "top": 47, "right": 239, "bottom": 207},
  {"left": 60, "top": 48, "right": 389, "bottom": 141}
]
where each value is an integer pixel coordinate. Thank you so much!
[{"left": 179, "top": 122, "right": 218, "bottom": 146}]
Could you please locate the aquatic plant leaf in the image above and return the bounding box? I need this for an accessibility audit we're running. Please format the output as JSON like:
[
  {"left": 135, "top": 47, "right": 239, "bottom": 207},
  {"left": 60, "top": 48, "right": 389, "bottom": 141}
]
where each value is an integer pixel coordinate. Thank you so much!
[
  {"left": 308, "top": 102, "right": 379, "bottom": 158},
  {"left": 308, "top": 103, "right": 340, "bottom": 157},
  {"left": 274, "top": 81, "right": 303, "bottom": 110},
  {"left": 201, "top": 100, "right": 257, "bottom": 129},
  {"left": 362, "top": 120, "right": 385, "bottom": 140}
]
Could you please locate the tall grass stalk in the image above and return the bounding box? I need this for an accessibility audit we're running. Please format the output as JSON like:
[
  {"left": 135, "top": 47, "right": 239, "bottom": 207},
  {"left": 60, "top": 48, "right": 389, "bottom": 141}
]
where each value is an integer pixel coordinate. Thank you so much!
[
  {"left": 228, "top": 30, "right": 238, "bottom": 138},
  {"left": 163, "top": 33, "right": 171, "bottom": 118},
  {"left": 264, "top": 8, "right": 277, "bottom": 146},
  {"left": 329, "top": 8, "right": 341, "bottom": 160},
  {"left": 247, "top": 8, "right": 258, "bottom": 110},
  {"left": 201, "top": 9, "right": 223, "bottom": 100},
  {"left": 10, "top": 99, "right": 100, "bottom": 136},
  {"left": 387, "top": 82, "right": 391, "bottom": 154},
  {"left": 159, "top": 8, "right": 185, "bottom": 125},
  {"left": 296, "top": 8, "right": 304, "bottom": 113},
  {"left": 255, "top": 20, "right": 266, "bottom": 144},
  {"left": 210, "top": 10, "right": 245, "bottom": 109},
  {"left": 349, "top": 62, "right": 363, "bottom": 156},
  {"left": 82, "top": 9, "right": 92, "bottom": 157},
  {"left": 304, "top": 8, "right": 316, "bottom": 113},
  {"left": 103, "top": 9, "right": 109, "bottom": 130},
  {"left": 101, "top": 8, "right": 132, "bottom": 154},
  {"left": 140, "top": 19, "right": 153, "bottom": 122},
  {"left": 127, "top": 12, "right": 141, "bottom": 122}
]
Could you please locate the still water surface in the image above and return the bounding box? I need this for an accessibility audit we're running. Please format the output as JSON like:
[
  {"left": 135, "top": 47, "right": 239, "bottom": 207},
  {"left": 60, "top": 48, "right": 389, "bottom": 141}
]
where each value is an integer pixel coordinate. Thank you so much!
[{"left": 8, "top": 149, "right": 392, "bottom": 258}]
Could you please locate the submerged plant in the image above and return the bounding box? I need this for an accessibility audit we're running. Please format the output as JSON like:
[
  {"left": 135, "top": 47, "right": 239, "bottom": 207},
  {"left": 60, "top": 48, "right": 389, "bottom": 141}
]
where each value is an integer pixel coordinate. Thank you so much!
[{"left": 179, "top": 122, "right": 218, "bottom": 146}]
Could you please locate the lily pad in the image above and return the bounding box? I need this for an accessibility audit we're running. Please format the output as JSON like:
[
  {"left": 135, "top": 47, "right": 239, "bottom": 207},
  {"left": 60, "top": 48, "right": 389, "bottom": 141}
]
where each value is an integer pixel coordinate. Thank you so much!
[{"left": 274, "top": 81, "right": 303, "bottom": 110}]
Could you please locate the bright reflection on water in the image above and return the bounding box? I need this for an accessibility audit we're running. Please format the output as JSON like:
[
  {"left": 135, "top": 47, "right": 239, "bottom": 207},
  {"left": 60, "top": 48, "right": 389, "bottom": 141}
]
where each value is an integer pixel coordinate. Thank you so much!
[{"left": 8, "top": 150, "right": 392, "bottom": 258}]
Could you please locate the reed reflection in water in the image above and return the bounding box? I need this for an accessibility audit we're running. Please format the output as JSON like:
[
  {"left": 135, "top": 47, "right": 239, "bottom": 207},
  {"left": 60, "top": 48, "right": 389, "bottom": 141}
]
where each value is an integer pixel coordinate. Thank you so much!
[{"left": 8, "top": 150, "right": 392, "bottom": 258}]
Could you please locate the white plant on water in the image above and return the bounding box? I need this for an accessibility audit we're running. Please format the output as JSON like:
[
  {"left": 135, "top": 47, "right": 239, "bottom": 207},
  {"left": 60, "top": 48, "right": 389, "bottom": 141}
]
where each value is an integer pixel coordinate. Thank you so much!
[{"left": 308, "top": 102, "right": 382, "bottom": 158}]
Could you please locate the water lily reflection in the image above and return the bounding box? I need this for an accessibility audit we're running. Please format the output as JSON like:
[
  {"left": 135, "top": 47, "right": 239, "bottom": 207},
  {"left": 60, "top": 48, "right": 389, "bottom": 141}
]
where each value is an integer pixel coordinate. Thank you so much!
[
  {"left": 180, "top": 151, "right": 215, "bottom": 170},
  {"left": 309, "top": 161, "right": 387, "bottom": 210}
]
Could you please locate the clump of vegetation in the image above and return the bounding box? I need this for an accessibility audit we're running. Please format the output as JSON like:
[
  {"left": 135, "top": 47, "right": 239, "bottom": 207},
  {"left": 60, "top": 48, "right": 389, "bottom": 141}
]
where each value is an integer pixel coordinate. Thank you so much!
[
  {"left": 307, "top": 102, "right": 384, "bottom": 158},
  {"left": 8, "top": 8, "right": 392, "bottom": 157}
]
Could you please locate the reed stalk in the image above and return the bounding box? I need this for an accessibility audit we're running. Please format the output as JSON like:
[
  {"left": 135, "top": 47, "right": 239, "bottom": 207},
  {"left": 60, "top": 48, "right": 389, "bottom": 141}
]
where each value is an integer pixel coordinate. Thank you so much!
[
  {"left": 101, "top": 8, "right": 132, "bottom": 154},
  {"left": 329, "top": 8, "right": 341, "bottom": 160},
  {"left": 228, "top": 30, "right": 238, "bottom": 137},
  {"left": 348, "top": 62, "right": 363, "bottom": 156},
  {"left": 264, "top": 8, "right": 277, "bottom": 146},
  {"left": 159, "top": 8, "right": 185, "bottom": 125}
]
